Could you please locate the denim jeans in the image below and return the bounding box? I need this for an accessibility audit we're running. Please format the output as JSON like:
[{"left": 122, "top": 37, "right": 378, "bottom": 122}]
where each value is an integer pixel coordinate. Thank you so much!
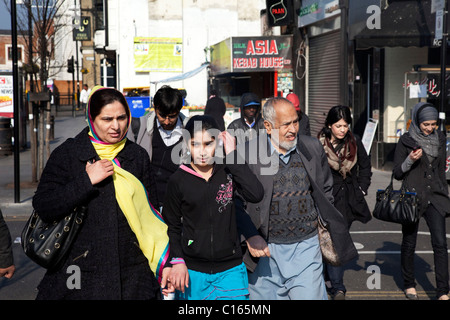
[
  {"left": 324, "top": 220, "right": 352, "bottom": 296},
  {"left": 401, "top": 204, "right": 449, "bottom": 298},
  {"left": 324, "top": 264, "right": 346, "bottom": 295}
]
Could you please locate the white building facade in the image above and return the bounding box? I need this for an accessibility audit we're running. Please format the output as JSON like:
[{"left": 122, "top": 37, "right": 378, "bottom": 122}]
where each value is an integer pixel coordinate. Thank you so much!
[{"left": 104, "top": 0, "right": 266, "bottom": 106}]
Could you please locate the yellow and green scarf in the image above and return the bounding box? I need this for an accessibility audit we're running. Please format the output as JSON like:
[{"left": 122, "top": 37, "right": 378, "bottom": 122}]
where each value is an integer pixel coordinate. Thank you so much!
[{"left": 87, "top": 86, "right": 169, "bottom": 282}]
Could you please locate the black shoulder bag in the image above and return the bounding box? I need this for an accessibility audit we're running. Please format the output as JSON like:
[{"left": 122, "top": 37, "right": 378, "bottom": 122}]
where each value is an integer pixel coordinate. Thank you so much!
[
  {"left": 21, "top": 205, "right": 87, "bottom": 270},
  {"left": 373, "top": 174, "right": 420, "bottom": 224}
]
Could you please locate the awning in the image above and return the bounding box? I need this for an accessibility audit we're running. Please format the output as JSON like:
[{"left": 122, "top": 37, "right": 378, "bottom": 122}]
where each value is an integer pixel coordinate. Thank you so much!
[
  {"left": 355, "top": 0, "right": 441, "bottom": 49},
  {"left": 150, "top": 63, "right": 209, "bottom": 84}
]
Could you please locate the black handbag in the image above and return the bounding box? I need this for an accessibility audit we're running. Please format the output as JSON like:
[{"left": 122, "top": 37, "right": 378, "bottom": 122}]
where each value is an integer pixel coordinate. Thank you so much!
[
  {"left": 373, "top": 174, "right": 420, "bottom": 224},
  {"left": 21, "top": 206, "right": 87, "bottom": 270}
]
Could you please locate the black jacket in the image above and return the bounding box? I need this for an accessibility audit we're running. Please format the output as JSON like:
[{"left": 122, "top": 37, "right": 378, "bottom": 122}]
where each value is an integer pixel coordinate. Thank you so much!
[
  {"left": 162, "top": 152, "right": 264, "bottom": 274},
  {"left": 298, "top": 111, "right": 311, "bottom": 136},
  {"left": 0, "top": 209, "right": 13, "bottom": 269},
  {"left": 329, "top": 136, "right": 372, "bottom": 224},
  {"left": 32, "top": 127, "right": 161, "bottom": 300},
  {"left": 227, "top": 99, "right": 265, "bottom": 144},
  {"left": 393, "top": 130, "right": 450, "bottom": 217}
]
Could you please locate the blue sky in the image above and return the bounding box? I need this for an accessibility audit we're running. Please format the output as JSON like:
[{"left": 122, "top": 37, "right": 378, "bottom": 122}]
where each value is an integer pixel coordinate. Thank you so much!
[
  {"left": 0, "top": 1, "right": 12, "bottom": 30},
  {"left": 0, "top": 1, "right": 30, "bottom": 30}
]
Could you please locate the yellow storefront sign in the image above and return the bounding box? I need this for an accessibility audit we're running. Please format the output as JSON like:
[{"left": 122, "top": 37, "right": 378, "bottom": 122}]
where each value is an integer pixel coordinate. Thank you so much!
[{"left": 134, "top": 37, "right": 183, "bottom": 72}]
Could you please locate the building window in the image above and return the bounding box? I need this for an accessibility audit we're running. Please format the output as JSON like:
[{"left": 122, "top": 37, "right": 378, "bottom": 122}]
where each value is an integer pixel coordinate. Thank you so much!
[
  {"left": 93, "top": 0, "right": 105, "bottom": 30},
  {"left": 7, "top": 46, "right": 23, "bottom": 61}
]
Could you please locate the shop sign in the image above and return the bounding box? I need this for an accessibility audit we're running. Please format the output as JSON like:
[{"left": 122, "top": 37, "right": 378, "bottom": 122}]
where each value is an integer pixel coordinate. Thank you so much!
[
  {"left": 231, "top": 36, "right": 293, "bottom": 72},
  {"left": 0, "top": 75, "right": 13, "bottom": 118},
  {"left": 266, "top": 0, "right": 293, "bottom": 26},
  {"left": 403, "top": 75, "right": 450, "bottom": 99},
  {"left": 134, "top": 37, "right": 183, "bottom": 72},
  {"left": 73, "top": 17, "right": 91, "bottom": 41},
  {"left": 210, "top": 38, "right": 232, "bottom": 75},
  {"left": 298, "top": 0, "right": 341, "bottom": 28}
]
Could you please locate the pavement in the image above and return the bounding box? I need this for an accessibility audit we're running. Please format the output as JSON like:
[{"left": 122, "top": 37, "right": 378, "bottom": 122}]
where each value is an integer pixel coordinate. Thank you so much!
[
  {"left": 0, "top": 106, "right": 87, "bottom": 218},
  {"left": 0, "top": 108, "right": 397, "bottom": 218}
]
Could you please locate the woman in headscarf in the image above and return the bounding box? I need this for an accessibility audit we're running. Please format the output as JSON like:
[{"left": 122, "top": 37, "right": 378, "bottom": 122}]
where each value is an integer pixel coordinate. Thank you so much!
[
  {"left": 393, "top": 102, "right": 450, "bottom": 300},
  {"left": 32, "top": 86, "right": 170, "bottom": 300},
  {"left": 318, "top": 105, "right": 372, "bottom": 300}
]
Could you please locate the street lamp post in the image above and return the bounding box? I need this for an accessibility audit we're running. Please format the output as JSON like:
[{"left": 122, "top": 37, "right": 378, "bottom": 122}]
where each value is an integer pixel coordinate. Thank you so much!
[
  {"left": 10, "top": 0, "right": 20, "bottom": 203},
  {"left": 73, "top": 0, "right": 81, "bottom": 111},
  {"left": 440, "top": 1, "right": 448, "bottom": 131}
]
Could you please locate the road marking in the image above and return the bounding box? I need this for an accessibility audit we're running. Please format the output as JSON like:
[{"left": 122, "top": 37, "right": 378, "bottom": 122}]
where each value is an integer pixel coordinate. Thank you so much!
[
  {"left": 351, "top": 230, "right": 450, "bottom": 238},
  {"left": 357, "top": 250, "right": 450, "bottom": 254},
  {"left": 351, "top": 230, "right": 450, "bottom": 254},
  {"left": 354, "top": 242, "right": 364, "bottom": 249},
  {"left": 347, "top": 290, "right": 433, "bottom": 294},
  {"left": 346, "top": 290, "right": 435, "bottom": 298}
]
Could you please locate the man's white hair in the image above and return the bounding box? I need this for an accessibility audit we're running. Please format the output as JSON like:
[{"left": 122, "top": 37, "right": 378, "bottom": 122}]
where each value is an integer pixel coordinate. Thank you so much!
[{"left": 262, "top": 97, "right": 293, "bottom": 125}]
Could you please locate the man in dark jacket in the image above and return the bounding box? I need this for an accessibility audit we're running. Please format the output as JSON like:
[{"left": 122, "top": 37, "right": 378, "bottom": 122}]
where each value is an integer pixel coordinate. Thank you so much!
[
  {"left": 227, "top": 92, "right": 266, "bottom": 144},
  {"left": 0, "top": 209, "right": 15, "bottom": 279},
  {"left": 127, "top": 85, "right": 188, "bottom": 208},
  {"left": 237, "top": 97, "right": 357, "bottom": 300}
]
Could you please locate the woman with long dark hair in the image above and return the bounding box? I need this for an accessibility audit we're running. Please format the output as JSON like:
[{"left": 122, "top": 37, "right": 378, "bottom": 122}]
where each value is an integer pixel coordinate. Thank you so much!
[{"left": 318, "top": 105, "right": 372, "bottom": 300}]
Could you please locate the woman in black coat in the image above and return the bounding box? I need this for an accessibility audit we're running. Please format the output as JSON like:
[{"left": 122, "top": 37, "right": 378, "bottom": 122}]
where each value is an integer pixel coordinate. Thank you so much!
[
  {"left": 318, "top": 105, "right": 372, "bottom": 300},
  {"left": 393, "top": 102, "right": 450, "bottom": 300},
  {"left": 32, "top": 86, "right": 169, "bottom": 300},
  {"left": 0, "top": 209, "right": 15, "bottom": 279}
]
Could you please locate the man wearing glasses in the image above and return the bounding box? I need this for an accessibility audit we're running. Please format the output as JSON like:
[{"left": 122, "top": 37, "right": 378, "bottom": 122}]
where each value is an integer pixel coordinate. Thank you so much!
[{"left": 128, "top": 85, "right": 188, "bottom": 209}]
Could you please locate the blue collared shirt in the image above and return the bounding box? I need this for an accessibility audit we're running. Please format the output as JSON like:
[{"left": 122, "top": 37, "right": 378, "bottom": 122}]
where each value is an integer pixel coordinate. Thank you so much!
[{"left": 268, "top": 136, "right": 297, "bottom": 164}]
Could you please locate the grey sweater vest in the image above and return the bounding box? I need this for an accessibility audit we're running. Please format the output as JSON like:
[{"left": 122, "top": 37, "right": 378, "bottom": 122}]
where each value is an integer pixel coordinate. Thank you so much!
[{"left": 268, "top": 152, "right": 318, "bottom": 244}]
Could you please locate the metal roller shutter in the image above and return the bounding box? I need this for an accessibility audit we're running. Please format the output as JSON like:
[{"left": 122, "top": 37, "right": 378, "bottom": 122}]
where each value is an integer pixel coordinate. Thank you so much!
[{"left": 308, "top": 31, "right": 341, "bottom": 137}]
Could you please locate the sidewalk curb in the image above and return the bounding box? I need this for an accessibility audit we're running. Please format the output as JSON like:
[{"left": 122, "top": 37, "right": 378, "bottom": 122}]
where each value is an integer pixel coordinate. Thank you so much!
[{"left": 1, "top": 111, "right": 87, "bottom": 219}]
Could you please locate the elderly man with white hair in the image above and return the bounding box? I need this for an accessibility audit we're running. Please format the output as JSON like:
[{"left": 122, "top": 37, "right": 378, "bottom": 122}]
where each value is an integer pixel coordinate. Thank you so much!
[{"left": 236, "top": 97, "right": 357, "bottom": 300}]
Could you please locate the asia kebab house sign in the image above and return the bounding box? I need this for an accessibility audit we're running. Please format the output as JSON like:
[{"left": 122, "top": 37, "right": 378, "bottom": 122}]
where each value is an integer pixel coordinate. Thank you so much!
[{"left": 232, "top": 36, "right": 293, "bottom": 72}]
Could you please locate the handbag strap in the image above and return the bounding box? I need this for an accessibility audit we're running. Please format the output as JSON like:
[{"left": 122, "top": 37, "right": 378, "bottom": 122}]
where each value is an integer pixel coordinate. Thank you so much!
[
  {"left": 385, "top": 173, "right": 394, "bottom": 192},
  {"left": 388, "top": 171, "right": 412, "bottom": 196},
  {"left": 399, "top": 171, "right": 412, "bottom": 194}
]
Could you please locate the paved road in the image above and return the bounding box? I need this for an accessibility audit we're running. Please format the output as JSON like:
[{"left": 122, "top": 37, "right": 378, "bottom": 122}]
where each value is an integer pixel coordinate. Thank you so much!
[
  {"left": 0, "top": 109, "right": 449, "bottom": 300},
  {"left": 2, "top": 194, "right": 447, "bottom": 300}
]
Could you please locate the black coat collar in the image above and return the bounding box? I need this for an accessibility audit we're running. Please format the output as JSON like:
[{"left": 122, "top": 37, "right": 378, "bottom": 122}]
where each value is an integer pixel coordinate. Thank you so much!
[{"left": 296, "top": 135, "right": 312, "bottom": 161}]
